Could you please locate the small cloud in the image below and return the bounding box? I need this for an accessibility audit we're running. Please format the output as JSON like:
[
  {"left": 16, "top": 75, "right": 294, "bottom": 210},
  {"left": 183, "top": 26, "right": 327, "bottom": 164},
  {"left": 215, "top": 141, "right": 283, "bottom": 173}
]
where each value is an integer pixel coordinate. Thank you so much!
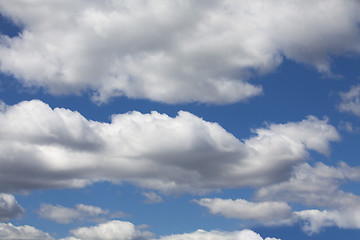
[
  {"left": 38, "top": 203, "right": 126, "bottom": 224},
  {"left": 142, "top": 192, "right": 163, "bottom": 204}
]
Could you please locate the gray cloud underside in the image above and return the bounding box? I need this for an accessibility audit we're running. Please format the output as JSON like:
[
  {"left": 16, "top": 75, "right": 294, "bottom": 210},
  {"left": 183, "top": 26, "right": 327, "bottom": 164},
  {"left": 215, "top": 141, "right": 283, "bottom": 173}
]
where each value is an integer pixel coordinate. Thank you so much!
[
  {"left": 0, "top": 0, "right": 359, "bottom": 104},
  {"left": 0, "top": 193, "right": 24, "bottom": 221},
  {"left": 0, "top": 100, "right": 339, "bottom": 194}
]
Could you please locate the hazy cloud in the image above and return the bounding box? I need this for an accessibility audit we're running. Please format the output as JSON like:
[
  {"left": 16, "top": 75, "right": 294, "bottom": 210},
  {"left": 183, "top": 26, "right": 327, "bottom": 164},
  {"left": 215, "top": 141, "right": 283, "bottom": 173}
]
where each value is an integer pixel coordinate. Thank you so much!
[
  {"left": 38, "top": 203, "right": 125, "bottom": 224},
  {"left": 142, "top": 192, "right": 163, "bottom": 204},
  {"left": 0, "top": 0, "right": 359, "bottom": 104}
]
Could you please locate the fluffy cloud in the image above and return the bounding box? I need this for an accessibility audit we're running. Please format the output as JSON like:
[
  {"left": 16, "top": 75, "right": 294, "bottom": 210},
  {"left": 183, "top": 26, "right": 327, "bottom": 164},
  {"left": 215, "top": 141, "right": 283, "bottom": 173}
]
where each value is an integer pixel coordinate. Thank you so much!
[
  {"left": 338, "top": 84, "right": 360, "bottom": 117},
  {"left": 195, "top": 198, "right": 293, "bottom": 226},
  {"left": 0, "top": 223, "right": 54, "bottom": 240},
  {"left": 0, "top": 193, "right": 24, "bottom": 221},
  {"left": 0, "top": 100, "right": 339, "bottom": 194},
  {"left": 255, "top": 162, "right": 360, "bottom": 207},
  {"left": 158, "top": 229, "right": 280, "bottom": 240},
  {"left": 254, "top": 161, "right": 360, "bottom": 233},
  {"left": 0, "top": 0, "right": 359, "bottom": 104},
  {"left": 38, "top": 203, "right": 125, "bottom": 224},
  {"left": 61, "top": 220, "right": 154, "bottom": 240},
  {"left": 295, "top": 208, "right": 360, "bottom": 234}
]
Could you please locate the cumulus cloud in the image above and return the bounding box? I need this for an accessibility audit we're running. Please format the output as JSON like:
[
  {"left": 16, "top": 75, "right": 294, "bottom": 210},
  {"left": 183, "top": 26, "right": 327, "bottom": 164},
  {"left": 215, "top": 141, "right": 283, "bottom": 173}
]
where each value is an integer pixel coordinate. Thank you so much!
[
  {"left": 0, "top": 100, "right": 339, "bottom": 194},
  {"left": 338, "top": 84, "right": 360, "bottom": 117},
  {"left": 295, "top": 207, "right": 360, "bottom": 235},
  {"left": 253, "top": 161, "right": 360, "bottom": 233},
  {"left": 38, "top": 203, "right": 125, "bottom": 224},
  {"left": 255, "top": 162, "right": 360, "bottom": 208},
  {"left": 0, "top": 0, "right": 359, "bottom": 104},
  {"left": 158, "top": 229, "right": 280, "bottom": 240},
  {"left": 0, "top": 193, "right": 24, "bottom": 221},
  {"left": 195, "top": 198, "right": 293, "bottom": 226},
  {"left": 61, "top": 220, "right": 154, "bottom": 240},
  {"left": 0, "top": 223, "right": 54, "bottom": 240}
]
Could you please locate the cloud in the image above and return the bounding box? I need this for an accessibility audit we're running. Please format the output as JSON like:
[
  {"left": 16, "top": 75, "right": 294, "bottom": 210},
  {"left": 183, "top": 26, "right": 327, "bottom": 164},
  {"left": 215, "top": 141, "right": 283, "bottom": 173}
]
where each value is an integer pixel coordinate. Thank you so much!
[
  {"left": 38, "top": 203, "right": 125, "bottom": 224},
  {"left": 0, "top": 100, "right": 339, "bottom": 194},
  {"left": 254, "top": 161, "right": 360, "bottom": 233},
  {"left": 338, "top": 84, "right": 360, "bottom": 117},
  {"left": 195, "top": 160, "right": 360, "bottom": 234},
  {"left": 295, "top": 208, "right": 360, "bottom": 235},
  {"left": 142, "top": 192, "right": 163, "bottom": 204},
  {"left": 255, "top": 162, "right": 360, "bottom": 208},
  {"left": 61, "top": 220, "right": 154, "bottom": 240},
  {"left": 195, "top": 198, "right": 293, "bottom": 226},
  {"left": 0, "top": 193, "right": 24, "bottom": 221},
  {"left": 158, "top": 229, "right": 280, "bottom": 240},
  {"left": 0, "top": 223, "right": 54, "bottom": 240},
  {"left": 0, "top": 1, "right": 359, "bottom": 104}
]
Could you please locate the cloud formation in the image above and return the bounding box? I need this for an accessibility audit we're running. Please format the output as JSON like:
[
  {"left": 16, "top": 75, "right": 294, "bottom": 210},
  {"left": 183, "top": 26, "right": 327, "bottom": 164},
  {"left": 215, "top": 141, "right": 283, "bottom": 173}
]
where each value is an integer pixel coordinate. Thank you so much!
[
  {"left": 195, "top": 198, "right": 293, "bottom": 226},
  {"left": 0, "top": 100, "right": 339, "bottom": 194},
  {"left": 256, "top": 162, "right": 360, "bottom": 233},
  {"left": 0, "top": 223, "right": 54, "bottom": 240},
  {"left": 0, "top": 0, "right": 359, "bottom": 104},
  {"left": 195, "top": 161, "right": 360, "bottom": 234},
  {"left": 61, "top": 220, "right": 154, "bottom": 240},
  {"left": 338, "top": 84, "right": 360, "bottom": 117},
  {"left": 158, "top": 229, "right": 280, "bottom": 240},
  {"left": 38, "top": 203, "right": 125, "bottom": 224},
  {"left": 0, "top": 193, "right": 24, "bottom": 221}
]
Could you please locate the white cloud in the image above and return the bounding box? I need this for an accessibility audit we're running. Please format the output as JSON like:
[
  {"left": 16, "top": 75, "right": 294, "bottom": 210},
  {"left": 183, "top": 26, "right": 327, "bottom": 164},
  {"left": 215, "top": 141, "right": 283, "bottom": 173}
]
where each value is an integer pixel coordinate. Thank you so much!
[
  {"left": 0, "top": 223, "right": 54, "bottom": 240},
  {"left": 142, "top": 192, "right": 163, "bottom": 204},
  {"left": 0, "top": 0, "right": 359, "bottom": 104},
  {"left": 195, "top": 198, "right": 293, "bottom": 226},
  {"left": 0, "top": 100, "right": 339, "bottom": 193},
  {"left": 0, "top": 193, "right": 24, "bottom": 221},
  {"left": 61, "top": 220, "right": 154, "bottom": 240},
  {"left": 38, "top": 203, "right": 125, "bottom": 224},
  {"left": 338, "top": 84, "right": 360, "bottom": 117},
  {"left": 158, "top": 229, "right": 280, "bottom": 240},
  {"left": 253, "top": 161, "right": 360, "bottom": 233},
  {"left": 295, "top": 207, "right": 360, "bottom": 234},
  {"left": 255, "top": 162, "right": 360, "bottom": 208}
]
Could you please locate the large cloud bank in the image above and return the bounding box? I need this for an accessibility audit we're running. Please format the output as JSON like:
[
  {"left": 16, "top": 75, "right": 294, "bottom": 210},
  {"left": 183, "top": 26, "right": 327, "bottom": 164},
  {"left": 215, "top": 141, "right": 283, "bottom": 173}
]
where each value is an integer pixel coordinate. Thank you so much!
[
  {"left": 0, "top": 0, "right": 359, "bottom": 104},
  {"left": 0, "top": 100, "right": 339, "bottom": 194}
]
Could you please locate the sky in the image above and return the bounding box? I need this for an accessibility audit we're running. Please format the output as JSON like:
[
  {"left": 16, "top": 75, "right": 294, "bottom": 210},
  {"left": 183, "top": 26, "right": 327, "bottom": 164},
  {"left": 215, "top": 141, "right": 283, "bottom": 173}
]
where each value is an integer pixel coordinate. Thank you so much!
[{"left": 0, "top": 0, "right": 360, "bottom": 239}]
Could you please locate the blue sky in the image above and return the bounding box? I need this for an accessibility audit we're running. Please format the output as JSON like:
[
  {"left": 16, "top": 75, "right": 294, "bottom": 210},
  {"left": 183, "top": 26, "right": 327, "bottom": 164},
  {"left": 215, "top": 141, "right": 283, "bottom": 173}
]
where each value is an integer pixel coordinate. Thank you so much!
[{"left": 0, "top": 1, "right": 360, "bottom": 239}]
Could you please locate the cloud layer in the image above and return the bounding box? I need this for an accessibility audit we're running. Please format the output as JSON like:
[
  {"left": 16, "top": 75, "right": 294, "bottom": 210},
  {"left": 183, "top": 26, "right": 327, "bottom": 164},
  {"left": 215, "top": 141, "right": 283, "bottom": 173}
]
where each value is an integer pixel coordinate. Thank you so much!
[
  {"left": 0, "top": 0, "right": 359, "bottom": 103},
  {"left": 0, "top": 100, "right": 339, "bottom": 194}
]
